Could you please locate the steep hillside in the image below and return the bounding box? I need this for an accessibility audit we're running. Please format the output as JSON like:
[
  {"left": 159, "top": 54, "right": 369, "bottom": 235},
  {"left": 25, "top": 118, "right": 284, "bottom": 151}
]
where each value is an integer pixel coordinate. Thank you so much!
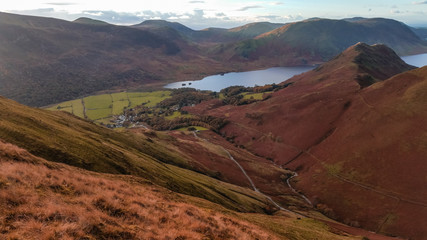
[
  {"left": 0, "top": 12, "right": 227, "bottom": 107},
  {"left": 187, "top": 43, "right": 426, "bottom": 239},
  {"left": 0, "top": 96, "right": 382, "bottom": 239},
  {"left": 225, "top": 18, "right": 427, "bottom": 65},
  {"left": 0, "top": 96, "right": 276, "bottom": 213},
  {"left": 0, "top": 141, "right": 281, "bottom": 240},
  {"left": 291, "top": 64, "right": 427, "bottom": 240}
]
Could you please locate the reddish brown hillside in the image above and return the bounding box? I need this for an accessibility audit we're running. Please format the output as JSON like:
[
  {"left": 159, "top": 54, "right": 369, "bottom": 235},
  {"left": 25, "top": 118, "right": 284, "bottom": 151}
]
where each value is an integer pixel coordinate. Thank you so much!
[
  {"left": 186, "top": 43, "right": 426, "bottom": 239},
  {"left": 291, "top": 66, "right": 427, "bottom": 239},
  {"left": 188, "top": 43, "right": 414, "bottom": 164}
]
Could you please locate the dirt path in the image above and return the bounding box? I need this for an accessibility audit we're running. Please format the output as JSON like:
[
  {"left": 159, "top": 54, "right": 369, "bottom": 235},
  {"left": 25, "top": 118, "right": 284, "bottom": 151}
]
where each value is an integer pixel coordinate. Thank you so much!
[
  {"left": 220, "top": 146, "right": 290, "bottom": 212},
  {"left": 286, "top": 172, "right": 313, "bottom": 206},
  {"left": 191, "top": 131, "right": 406, "bottom": 239},
  {"left": 192, "top": 131, "right": 297, "bottom": 213}
]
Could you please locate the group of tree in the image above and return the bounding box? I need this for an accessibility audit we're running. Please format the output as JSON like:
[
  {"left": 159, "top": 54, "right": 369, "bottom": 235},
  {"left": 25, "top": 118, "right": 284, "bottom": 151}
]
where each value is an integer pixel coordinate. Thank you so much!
[
  {"left": 157, "top": 88, "right": 216, "bottom": 109},
  {"left": 220, "top": 82, "right": 293, "bottom": 105}
]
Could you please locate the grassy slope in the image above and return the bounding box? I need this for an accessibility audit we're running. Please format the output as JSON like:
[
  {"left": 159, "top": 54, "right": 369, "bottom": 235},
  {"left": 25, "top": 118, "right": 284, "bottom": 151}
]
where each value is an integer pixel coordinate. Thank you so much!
[
  {"left": 0, "top": 140, "right": 364, "bottom": 240},
  {"left": 0, "top": 96, "right": 272, "bottom": 213}
]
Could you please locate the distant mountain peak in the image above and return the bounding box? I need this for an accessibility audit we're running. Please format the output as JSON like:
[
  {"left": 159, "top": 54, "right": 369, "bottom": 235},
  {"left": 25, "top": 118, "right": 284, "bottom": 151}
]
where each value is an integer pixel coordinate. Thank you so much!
[
  {"left": 73, "top": 17, "right": 109, "bottom": 25},
  {"left": 133, "top": 19, "right": 195, "bottom": 33},
  {"left": 328, "top": 43, "right": 416, "bottom": 87}
]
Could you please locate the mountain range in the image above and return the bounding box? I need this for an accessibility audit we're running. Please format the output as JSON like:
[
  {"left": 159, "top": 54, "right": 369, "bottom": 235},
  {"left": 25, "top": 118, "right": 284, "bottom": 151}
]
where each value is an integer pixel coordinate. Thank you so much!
[
  {"left": 0, "top": 12, "right": 426, "bottom": 107},
  {"left": 1, "top": 11, "right": 427, "bottom": 240}
]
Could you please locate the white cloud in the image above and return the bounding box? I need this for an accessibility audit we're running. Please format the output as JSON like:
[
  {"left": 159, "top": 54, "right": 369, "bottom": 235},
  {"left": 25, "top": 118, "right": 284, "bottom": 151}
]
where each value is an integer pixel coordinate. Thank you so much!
[
  {"left": 82, "top": 11, "right": 103, "bottom": 16},
  {"left": 270, "top": 2, "right": 284, "bottom": 5},
  {"left": 236, "top": 5, "right": 263, "bottom": 11}
]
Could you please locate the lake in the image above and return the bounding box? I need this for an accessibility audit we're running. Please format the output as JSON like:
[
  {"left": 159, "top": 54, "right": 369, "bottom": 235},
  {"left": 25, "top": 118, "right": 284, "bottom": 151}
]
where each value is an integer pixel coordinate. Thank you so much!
[
  {"left": 401, "top": 53, "right": 427, "bottom": 67},
  {"left": 164, "top": 53, "right": 427, "bottom": 92},
  {"left": 164, "top": 66, "right": 315, "bottom": 92}
]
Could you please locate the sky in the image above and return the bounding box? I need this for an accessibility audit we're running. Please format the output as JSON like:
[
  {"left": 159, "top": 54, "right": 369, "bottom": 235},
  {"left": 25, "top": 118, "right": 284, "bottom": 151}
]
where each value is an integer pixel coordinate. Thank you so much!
[{"left": 1, "top": 0, "right": 427, "bottom": 29}]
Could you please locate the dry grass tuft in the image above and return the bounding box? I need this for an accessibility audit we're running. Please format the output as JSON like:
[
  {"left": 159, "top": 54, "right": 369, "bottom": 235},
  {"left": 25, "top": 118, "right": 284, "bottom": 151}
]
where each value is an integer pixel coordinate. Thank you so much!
[{"left": 0, "top": 141, "right": 279, "bottom": 240}]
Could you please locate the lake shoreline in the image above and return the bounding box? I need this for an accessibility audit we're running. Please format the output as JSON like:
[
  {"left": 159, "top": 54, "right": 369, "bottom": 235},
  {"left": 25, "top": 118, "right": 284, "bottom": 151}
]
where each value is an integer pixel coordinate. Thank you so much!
[
  {"left": 164, "top": 53, "right": 427, "bottom": 92},
  {"left": 164, "top": 66, "right": 316, "bottom": 92}
]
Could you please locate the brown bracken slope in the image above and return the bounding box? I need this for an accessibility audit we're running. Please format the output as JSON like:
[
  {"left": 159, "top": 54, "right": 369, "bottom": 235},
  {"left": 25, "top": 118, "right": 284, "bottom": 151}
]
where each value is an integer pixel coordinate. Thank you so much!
[
  {"left": 187, "top": 43, "right": 427, "bottom": 239},
  {"left": 0, "top": 97, "right": 371, "bottom": 240},
  {"left": 0, "top": 140, "right": 282, "bottom": 240}
]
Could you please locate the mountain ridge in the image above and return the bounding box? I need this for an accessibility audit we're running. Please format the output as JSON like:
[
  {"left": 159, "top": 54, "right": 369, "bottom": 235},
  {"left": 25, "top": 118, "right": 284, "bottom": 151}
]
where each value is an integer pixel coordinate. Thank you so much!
[
  {"left": 185, "top": 43, "right": 426, "bottom": 239},
  {"left": 225, "top": 17, "right": 427, "bottom": 65},
  {"left": 1, "top": 12, "right": 426, "bottom": 108}
]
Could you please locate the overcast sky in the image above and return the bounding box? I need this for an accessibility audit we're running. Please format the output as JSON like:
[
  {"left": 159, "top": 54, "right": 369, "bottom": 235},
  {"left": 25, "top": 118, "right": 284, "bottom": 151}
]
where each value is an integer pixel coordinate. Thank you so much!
[{"left": 1, "top": 0, "right": 427, "bottom": 29}]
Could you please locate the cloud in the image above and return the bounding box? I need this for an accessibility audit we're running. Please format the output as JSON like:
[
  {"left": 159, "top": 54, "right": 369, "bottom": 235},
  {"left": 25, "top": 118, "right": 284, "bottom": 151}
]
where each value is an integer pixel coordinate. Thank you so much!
[
  {"left": 413, "top": 1, "right": 427, "bottom": 4},
  {"left": 256, "top": 14, "right": 303, "bottom": 22},
  {"left": 257, "top": 15, "right": 281, "bottom": 20},
  {"left": 7, "top": 6, "right": 298, "bottom": 30},
  {"left": 236, "top": 5, "right": 262, "bottom": 11},
  {"left": 189, "top": 0, "right": 204, "bottom": 3},
  {"left": 271, "top": 2, "right": 284, "bottom": 5},
  {"left": 192, "top": 9, "right": 205, "bottom": 19},
  {"left": 45, "top": 2, "right": 76, "bottom": 6},
  {"left": 390, "top": 10, "right": 401, "bottom": 14},
  {"left": 10, "top": 8, "right": 56, "bottom": 15},
  {"left": 82, "top": 11, "right": 103, "bottom": 16}
]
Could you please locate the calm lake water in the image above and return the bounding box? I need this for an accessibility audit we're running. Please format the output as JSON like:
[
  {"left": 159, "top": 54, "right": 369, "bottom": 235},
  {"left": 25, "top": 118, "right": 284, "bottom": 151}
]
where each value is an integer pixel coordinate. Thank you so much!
[
  {"left": 164, "top": 53, "right": 427, "bottom": 92},
  {"left": 402, "top": 53, "right": 427, "bottom": 67},
  {"left": 164, "top": 66, "right": 315, "bottom": 92}
]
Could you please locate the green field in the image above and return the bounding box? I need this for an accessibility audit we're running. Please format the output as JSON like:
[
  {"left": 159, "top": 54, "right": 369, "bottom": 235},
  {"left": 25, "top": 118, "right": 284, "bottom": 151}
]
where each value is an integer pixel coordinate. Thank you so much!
[
  {"left": 86, "top": 108, "right": 112, "bottom": 120},
  {"left": 128, "top": 91, "right": 171, "bottom": 108},
  {"left": 46, "top": 101, "right": 72, "bottom": 111},
  {"left": 111, "top": 92, "right": 129, "bottom": 102},
  {"left": 112, "top": 100, "right": 130, "bottom": 115},
  {"left": 129, "top": 97, "right": 149, "bottom": 108},
  {"left": 70, "top": 99, "right": 85, "bottom": 118},
  {"left": 176, "top": 126, "right": 209, "bottom": 131},
  {"left": 45, "top": 91, "right": 171, "bottom": 123},
  {"left": 84, "top": 94, "right": 112, "bottom": 109}
]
